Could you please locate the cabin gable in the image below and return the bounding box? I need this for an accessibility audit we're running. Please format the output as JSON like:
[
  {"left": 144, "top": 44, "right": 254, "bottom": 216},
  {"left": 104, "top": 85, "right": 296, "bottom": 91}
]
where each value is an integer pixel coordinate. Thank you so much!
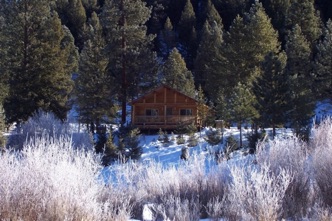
[{"left": 131, "top": 85, "right": 202, "bottom": 130}]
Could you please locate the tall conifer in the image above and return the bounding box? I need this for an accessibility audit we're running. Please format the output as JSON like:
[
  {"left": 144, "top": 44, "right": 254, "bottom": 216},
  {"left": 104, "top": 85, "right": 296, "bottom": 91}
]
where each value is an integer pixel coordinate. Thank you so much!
[
  {"left": 314, "top": 19, "right": 332, "bottom": 99},
  {"left": 162, "top": 48, "right": 195, "bottom": 97},
  {"left": 222, "top": 2, "right": 280, "bottom": 89},
  {"left": 285, "top": 25, "right": 315, "bottom": 138},
  {"left": 100, "top": 0, "right": 158, "bottom": 125},
  {"left": 253, "top": 51, "right": 290, "bottom": 138},
  {"left": 286, "top": 0, "right": 322, "bottom": 46},
  {"left": 0, "top": 0, "right": 78, "bottom": 125},
  {"left": 76, "top": 12, "right": 116, "bottom": 128}
]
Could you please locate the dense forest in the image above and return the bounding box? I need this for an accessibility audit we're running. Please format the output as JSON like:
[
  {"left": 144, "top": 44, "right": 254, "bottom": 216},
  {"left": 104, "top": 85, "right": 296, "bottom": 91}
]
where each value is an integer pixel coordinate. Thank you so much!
[{"left": 0, "top": 0, "right": 332, "bottom": 139}]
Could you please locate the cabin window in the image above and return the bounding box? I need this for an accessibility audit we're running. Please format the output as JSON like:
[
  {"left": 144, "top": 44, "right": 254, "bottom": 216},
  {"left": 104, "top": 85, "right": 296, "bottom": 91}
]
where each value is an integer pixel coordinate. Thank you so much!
[
  {"left": 146, "top": 109, "right": 158, "bottom": 116},
  {"left": 166, "top": 107, "right": 173, "bottom": 115},
  {"left": 180, "top": 109, "right": 192, "bottom": 116}
]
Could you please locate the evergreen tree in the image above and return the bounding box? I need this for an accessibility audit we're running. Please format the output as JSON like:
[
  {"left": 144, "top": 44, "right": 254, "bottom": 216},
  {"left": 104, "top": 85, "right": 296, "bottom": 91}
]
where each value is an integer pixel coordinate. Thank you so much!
[
  {"left": 100, "top": 0, "right": 158, "bottom": 125},
  {"left": 195, "top": 20, "right": 223, "bottom": 90},
  {"left": 253, "top": 51, "right": 290, "bottom": 138},
  {"left": 196, "top": 85, "right": 208, "bottom": 127},
  {"left": 229, "top": 82, "right": 258, "bottom": 147},
  {"left": 158, "top": 17, "right": 177, "bottom": 59},
  {"left": 144, "top": 0, "right": 170, "bottom": 34},
  {"left": 223, "top": 2, "right": 280, "bottom": 89},
  {"left": 285, "top": 24, "right": 315, "bottom": 139},
  {"left": 285, "top": 0, "right": 322, "bottom": 47},
  {"left": 215, "top": 91, "right": 232, "bottom": 124},
  {"left": 178, "top": 0, "right": 196, "bottom": 42},
  {"left": 76, "top": 12, "right": 116, "bottom": 129},
  {"left": 314, "top": 19, "right": 332, "bottom": 99},
  {"left": 177, "top": 0, "right": 197, "bottom": 68},
  {"left": 0, "top": 0, "right": 78, "bottom": 125},
  {"left": 204, "top": 0, "right": 223, "bottom": 27},
  {"left": 55, "top": 0, "right": 87, "bottom": 50},
  {"left": 261, "top": 0, "right": 291, "bottom": 42},
  {"left": 162, "top": 48, "right": 195, "bottom": 97},
  {"left": 213, "top": 0, "right": 253, "bottom": 30}
]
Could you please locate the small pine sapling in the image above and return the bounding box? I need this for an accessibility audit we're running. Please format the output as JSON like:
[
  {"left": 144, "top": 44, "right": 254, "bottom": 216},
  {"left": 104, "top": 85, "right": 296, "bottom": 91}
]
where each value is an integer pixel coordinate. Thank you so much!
[
  {"left": 205, "top": 128, "right": 222, "bottom": 146},
  {"left": 188, "top": 134, "right": 198, "bottom": 147},
  {"left": 225, "top": 134, "right": 238, "bottom": 159}
]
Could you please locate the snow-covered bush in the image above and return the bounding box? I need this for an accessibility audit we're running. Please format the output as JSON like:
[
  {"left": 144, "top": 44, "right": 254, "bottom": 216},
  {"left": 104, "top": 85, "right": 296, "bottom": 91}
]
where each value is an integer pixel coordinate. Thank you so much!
[
  {"left": 226, "top": 163, "right": 292, "bottom": 221},
  {"left": 312, "top": 118, "right": 332, "bottom": 207},
  {"left": 0, "top": 134, "right": 131, "bottom": 221},
  {"left": 256, "top": 137, "right": 310, "bottom": 218},
  {"left": 7, "top": 111, "right": 93, "bottom": 150}
]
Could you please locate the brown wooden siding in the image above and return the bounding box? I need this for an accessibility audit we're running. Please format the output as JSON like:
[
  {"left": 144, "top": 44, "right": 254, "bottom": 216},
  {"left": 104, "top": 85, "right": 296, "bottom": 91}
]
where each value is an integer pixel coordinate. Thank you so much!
[{"left": 131, "top": 85, "right": 206, "bottom": 130}]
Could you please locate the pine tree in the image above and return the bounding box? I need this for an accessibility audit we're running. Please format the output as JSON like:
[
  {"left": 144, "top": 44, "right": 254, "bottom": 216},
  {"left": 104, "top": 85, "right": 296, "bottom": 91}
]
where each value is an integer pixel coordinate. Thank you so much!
[
  {"left": 314, "top": 19, "right": 332, "bottom": 99},
  {"left": 261, "top": 0, "right": 291, "bottom": 41},
  {"left": 253, "top": 51, "right": 290, "bottom": 138},
  {"left": 285, "top": 0, "right": 322, "bottom": 47},
  {"left": 285, "top": 24, "right": 315, "bottom": 139},
  {"left": 75, "top": 12, "right": 116, "bottom": 129},
  {"left": 229, "top": 82, "right": 258, "bottom": 147},
  {"left": 100, "top": 0, "right": 158, "bottom": 125},
  {"left": 55, "top": 0, "right": 87, "bottom": 50},
  {"left": 212, "top": 0, "right": 252, "bottom": 30},
  {"left": 196, "top": 85, "right": 208, "bottom": 127},
  {"left": 158, "top": 17, "right": 177, "bottom": 59},
  {"left": 177, "top": 0, "right": 197, "bottom": 68},
  {"left": 162, "top": 48, "right": 195, "bottom": 97},
  {"left": 223, "top": 2, "right": 280, "bottom": 89},
  {"left": 1, "top": 0, "right": 78, "bottom": 125},
  {"left": 195, "top": 16, "right": 224, "bottom": 91},
  {"left": 204, "top": 0, "right": 223, "bottom": 27}
]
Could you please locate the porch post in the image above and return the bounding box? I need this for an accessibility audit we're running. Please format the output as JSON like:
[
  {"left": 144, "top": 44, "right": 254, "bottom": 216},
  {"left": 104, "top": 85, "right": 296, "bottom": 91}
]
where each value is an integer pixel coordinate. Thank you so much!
[{"left": 164, "top": 105, "right": 167, "bottom": 126}]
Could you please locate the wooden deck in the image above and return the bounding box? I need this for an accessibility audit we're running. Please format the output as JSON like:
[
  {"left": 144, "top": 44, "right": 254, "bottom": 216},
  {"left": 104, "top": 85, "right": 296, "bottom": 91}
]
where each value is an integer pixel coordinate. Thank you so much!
[{"left": 132, "top": 115, "right": 197, "bottom": 129}]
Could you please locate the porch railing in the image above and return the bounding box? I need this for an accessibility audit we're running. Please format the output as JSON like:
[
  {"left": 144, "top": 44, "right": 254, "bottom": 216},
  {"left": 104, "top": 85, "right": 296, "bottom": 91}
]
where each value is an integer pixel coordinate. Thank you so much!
[{"left": 133, "top": 115, "right": 196, "bottom": 125}]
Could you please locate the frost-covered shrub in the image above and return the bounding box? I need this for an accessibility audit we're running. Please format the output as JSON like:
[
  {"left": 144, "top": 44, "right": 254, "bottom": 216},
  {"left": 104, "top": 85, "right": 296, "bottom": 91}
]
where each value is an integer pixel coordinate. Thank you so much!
[
  {"left": 6, "top": 111, "right": 93, "bottom": 150},
  {"left": 312, "top": 118, "right": 332, "bottom": 207},
  {"left": 225, "top": 163, "right": 292, "bottom": 221},
  {"left": 256, "top": 137, "right": 310, "bottom": 218},
  {"left": 0, "top": 134, "right": 131, "bottom": 221}
]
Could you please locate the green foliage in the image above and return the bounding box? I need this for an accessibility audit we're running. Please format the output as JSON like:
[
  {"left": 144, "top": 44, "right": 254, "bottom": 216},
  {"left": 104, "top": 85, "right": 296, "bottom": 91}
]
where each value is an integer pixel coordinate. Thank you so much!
[
  {"left": 285, "top": 0, "right": 322, "bottom": 46},
  {"left": 176, "top": 135, "right": 186, "bottom": 145},
  {"left": 285, "top": 25, "right": 315, "bottom": 138},
  {"left": 76, "top": 12, "right": 116, "bottom": 127},
  {"left": 246, "top": 130, "right": 266, "bottom": 153},
  {"left": 162, "top": 48, "right": 196, "bottom": 97},
  {"left": 1, "top": 0, "right": 78, "bottom": 124},
  {"left": 100, "top": 0, "right": 158, "bottom": 124},
  {"left": 228, "top": 82, "right": 258, "bottom": 147},
  {"left": 225, "top": 134, "right": 238, "bottom": 158},
  {"left": 175, "top": 122, "right": 197, "bottom": 138},
  {"left": 195, "top": 20, "right": 224, "bottom": 93},
  {"left": 118, "top": 126, "right": 142, "bottom": 160},
  {"left": 158, "top": 17, "right": 177, "bottom": 58},
  {"left": 224, "top": 2, "right": 280, "bottom": 87},
  {"left": 196, "top": 85, "right": 209, "bottom": 127},
  {"left": 253, "top": 51, "right": 290, "bottom": 138},
  {"left": 204, "top": 128, "right": 222, "bottom": 146},
  {"left": 102, "top": 132, "right": 120, "bottom": 165},
  {"left": 178, "top": 0, "right": 196, "bottom": 43},
  {"left": 314, "top": 19, "right": 332, "bottom": 99},
  {"left": 187, "top": 134, "right": 198, "bottom": 147}
]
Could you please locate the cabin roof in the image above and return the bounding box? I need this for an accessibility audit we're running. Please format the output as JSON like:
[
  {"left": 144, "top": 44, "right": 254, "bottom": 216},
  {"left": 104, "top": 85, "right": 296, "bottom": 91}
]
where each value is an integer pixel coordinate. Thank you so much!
[{"left": 130, "top": 84, "right": 199, "bottom": 105}]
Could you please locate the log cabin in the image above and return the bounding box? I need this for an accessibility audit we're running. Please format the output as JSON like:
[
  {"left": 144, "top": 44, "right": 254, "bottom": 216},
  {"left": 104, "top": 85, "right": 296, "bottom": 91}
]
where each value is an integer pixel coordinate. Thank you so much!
[{"left": 130, "top": 85, "right": 208, "bottom": 130}]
